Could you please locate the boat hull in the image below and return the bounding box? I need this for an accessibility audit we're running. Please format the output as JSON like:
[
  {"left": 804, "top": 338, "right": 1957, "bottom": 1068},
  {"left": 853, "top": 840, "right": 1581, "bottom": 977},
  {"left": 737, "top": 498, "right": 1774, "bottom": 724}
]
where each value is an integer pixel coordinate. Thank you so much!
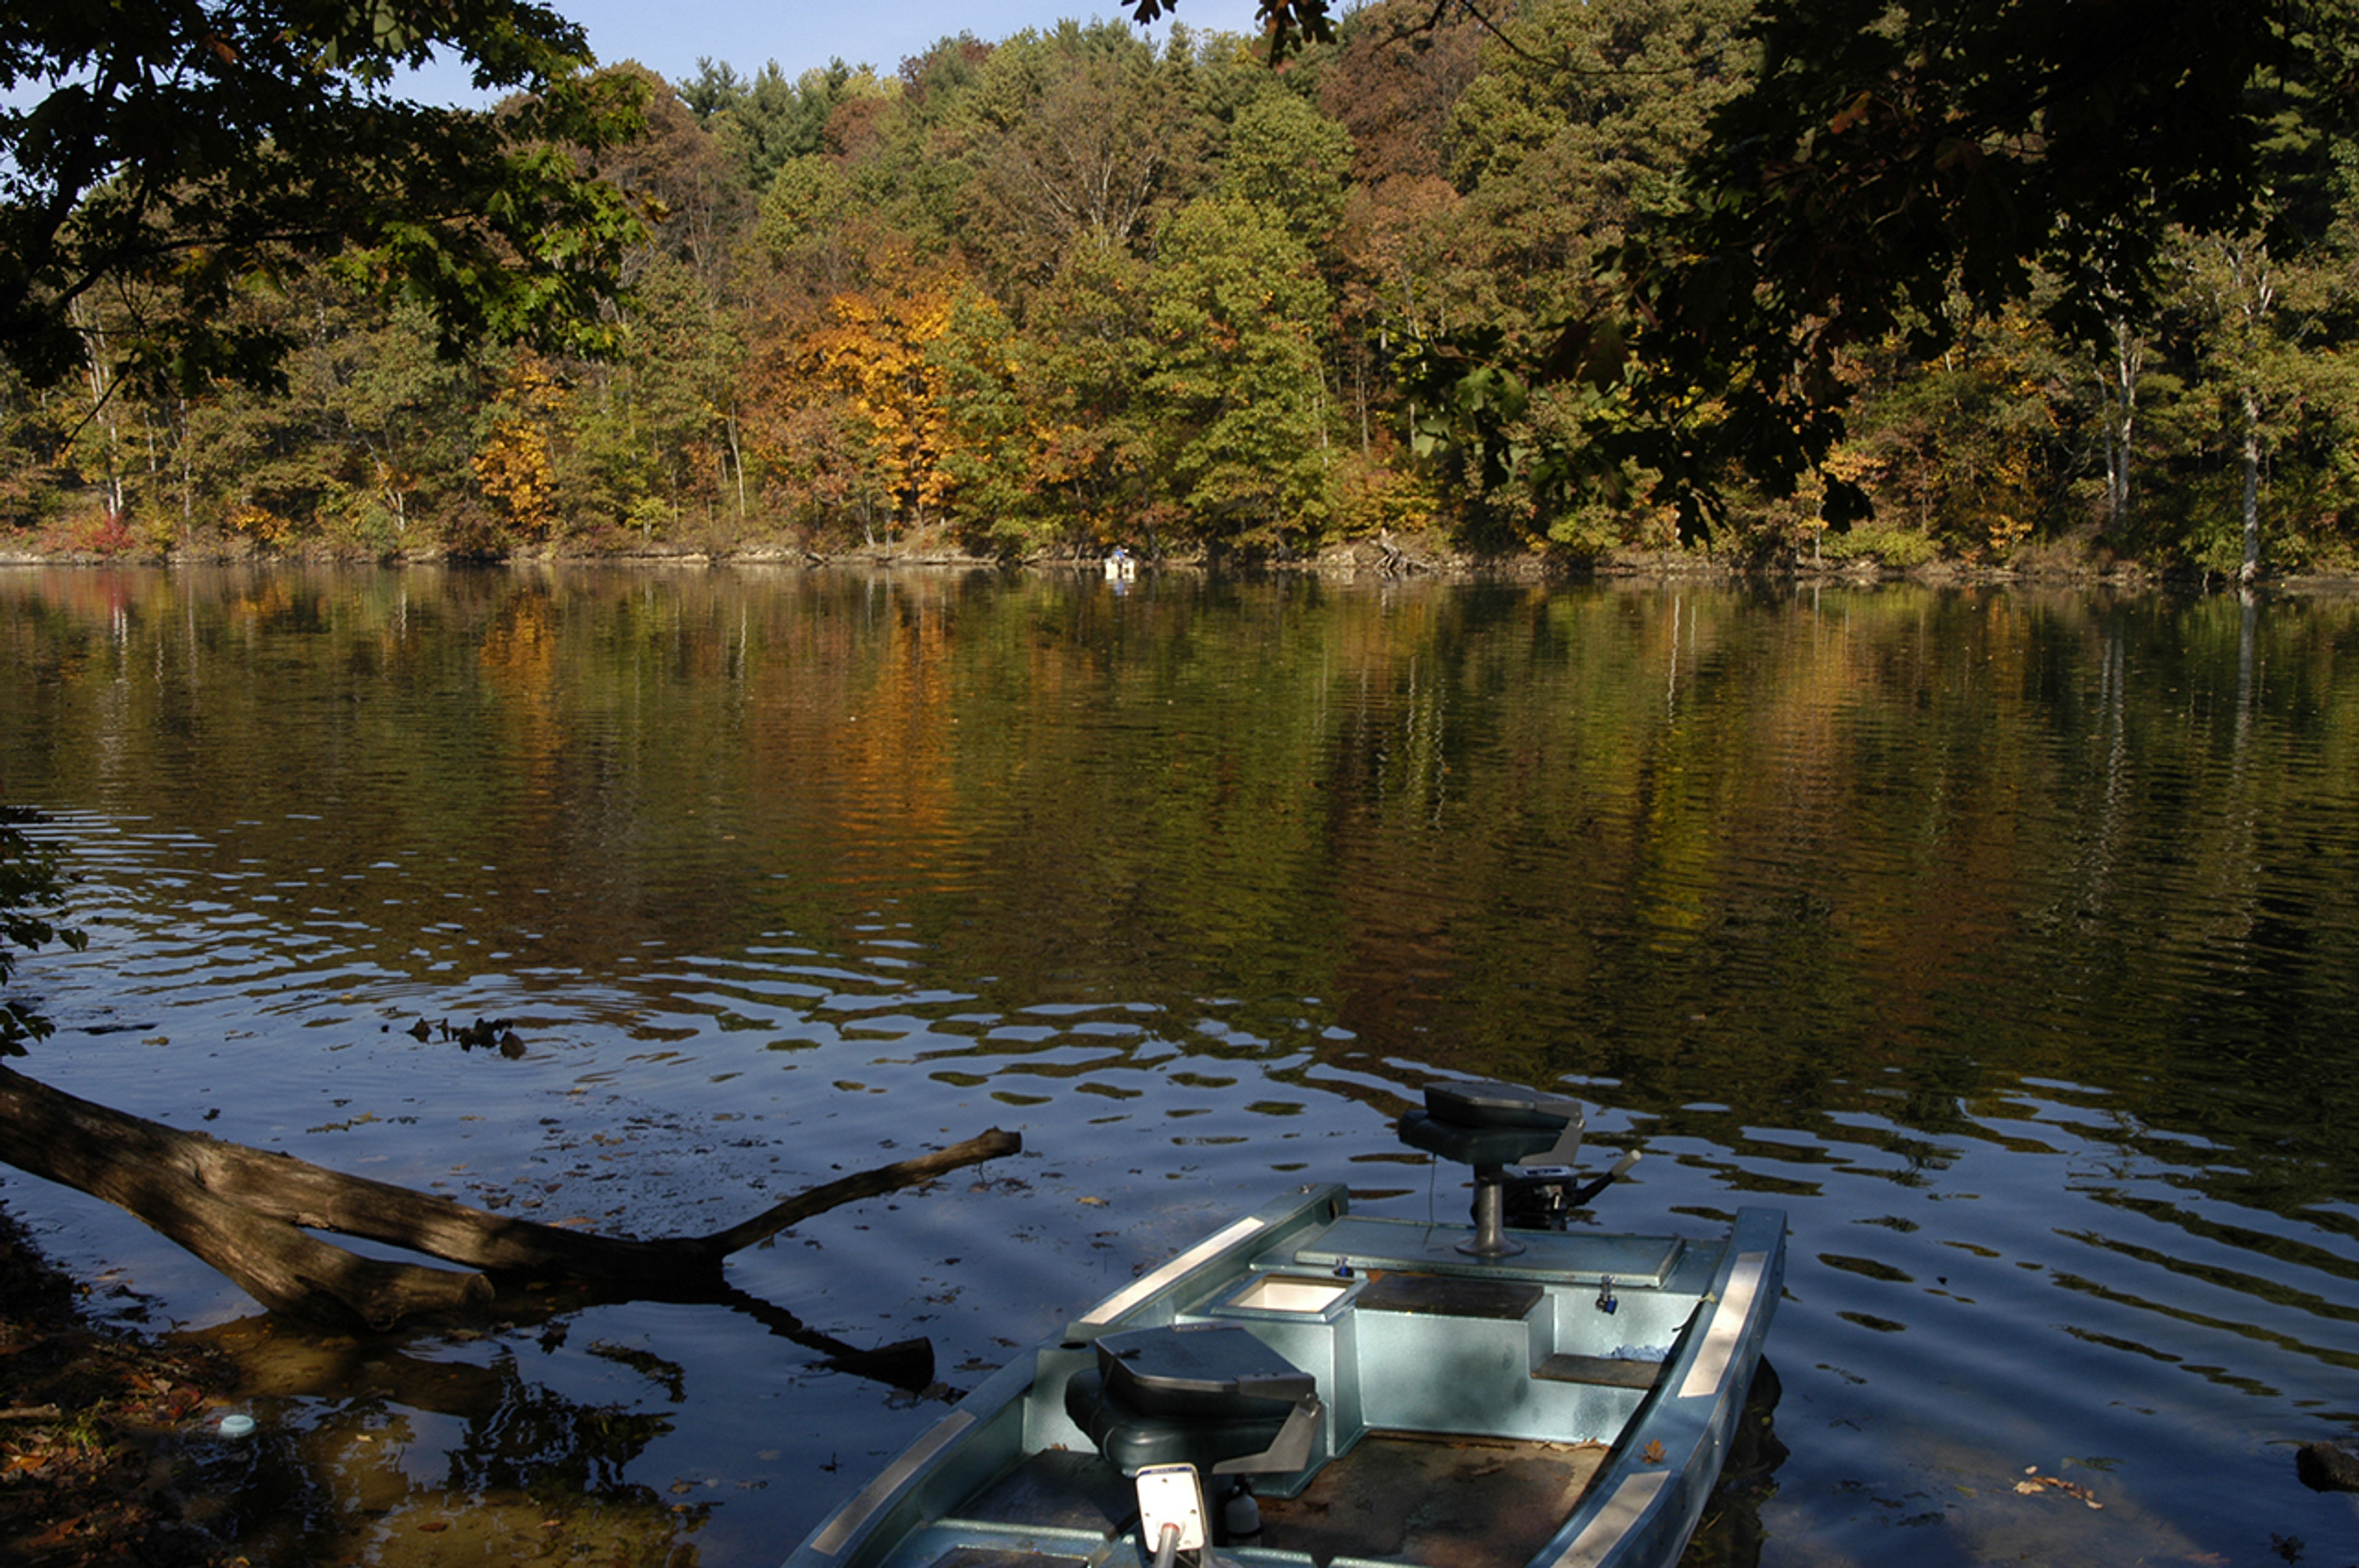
[{"left": 789, "top": 1185, "right": 1785, "bottom": 1568}]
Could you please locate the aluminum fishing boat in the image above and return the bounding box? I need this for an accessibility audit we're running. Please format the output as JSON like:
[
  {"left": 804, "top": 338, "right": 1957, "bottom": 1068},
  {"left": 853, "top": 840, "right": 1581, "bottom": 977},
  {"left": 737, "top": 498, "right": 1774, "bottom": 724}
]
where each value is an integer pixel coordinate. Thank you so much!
[{"left": 787, "top": 1081, "right": 1785, "bottom": 1568}]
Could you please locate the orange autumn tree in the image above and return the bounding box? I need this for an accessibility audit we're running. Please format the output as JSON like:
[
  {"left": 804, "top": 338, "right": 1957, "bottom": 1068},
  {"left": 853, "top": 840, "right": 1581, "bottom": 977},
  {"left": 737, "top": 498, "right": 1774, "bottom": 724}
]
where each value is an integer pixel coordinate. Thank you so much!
[
  {"left": 798, "top": 254, "right": 970, "bottom": 535},
  {"left": 472, "top": 357, "right": 566, "bottom": 545}
]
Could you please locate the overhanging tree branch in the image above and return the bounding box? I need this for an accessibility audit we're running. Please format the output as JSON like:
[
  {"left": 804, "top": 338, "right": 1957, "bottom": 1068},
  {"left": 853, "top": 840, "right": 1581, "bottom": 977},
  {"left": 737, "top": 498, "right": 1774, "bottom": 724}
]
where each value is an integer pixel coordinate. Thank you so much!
[{"left": 2, "top": 0, "right": 655, "bottom": 396}]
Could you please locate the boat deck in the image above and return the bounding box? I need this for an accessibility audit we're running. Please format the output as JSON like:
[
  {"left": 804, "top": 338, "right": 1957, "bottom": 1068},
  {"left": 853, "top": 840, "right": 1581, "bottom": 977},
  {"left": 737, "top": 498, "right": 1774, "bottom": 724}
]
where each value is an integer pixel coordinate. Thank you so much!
[
  {"left": 953, "top": 1432, "right": 1610, "bottom": 1568},
  {"left": 1254, "top": 1432, "right": 1609, "bottom": 1568}
]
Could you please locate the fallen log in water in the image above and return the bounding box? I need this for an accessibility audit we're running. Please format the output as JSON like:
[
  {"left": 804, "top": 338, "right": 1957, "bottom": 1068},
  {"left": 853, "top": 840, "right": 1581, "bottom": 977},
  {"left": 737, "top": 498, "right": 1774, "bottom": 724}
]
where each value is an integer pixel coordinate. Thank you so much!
[{"left": 0, "top": 1065, "right": 1020, "bottom": 1330}]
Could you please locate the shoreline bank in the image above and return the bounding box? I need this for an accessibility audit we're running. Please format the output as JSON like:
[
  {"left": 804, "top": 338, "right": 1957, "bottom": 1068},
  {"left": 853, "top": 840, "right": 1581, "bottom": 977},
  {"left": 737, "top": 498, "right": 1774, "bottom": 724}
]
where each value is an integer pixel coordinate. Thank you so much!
[
  {"left": 7, "top": 536, "right": 2344, "bottom": 596},
  {"left": 0, "top": 1197, "right": 238, "bottom": 1568}
]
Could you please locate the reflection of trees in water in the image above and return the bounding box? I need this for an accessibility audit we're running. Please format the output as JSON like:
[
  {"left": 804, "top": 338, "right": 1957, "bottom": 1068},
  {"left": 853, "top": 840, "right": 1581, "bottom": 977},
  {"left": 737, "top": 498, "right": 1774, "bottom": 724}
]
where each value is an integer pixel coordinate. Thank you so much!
[
  {"left": 434, "top": 1349, "right": 678, "bottom": 1501},
  {"left": 192, "top": 1289, "right": 934, "bottom": 1562},
  {"left": 1297, "top": 592, "right": 2359, "bottom": 1197},
  {"left": 26, "top": 569, "right": 2355, "bottom": 1207},
  {"left": 18, "top": 568, "right": 2333, "bottom": 1132},
  {"left": 187, "top": 1327, "right": 690, "bottom": 1561}
]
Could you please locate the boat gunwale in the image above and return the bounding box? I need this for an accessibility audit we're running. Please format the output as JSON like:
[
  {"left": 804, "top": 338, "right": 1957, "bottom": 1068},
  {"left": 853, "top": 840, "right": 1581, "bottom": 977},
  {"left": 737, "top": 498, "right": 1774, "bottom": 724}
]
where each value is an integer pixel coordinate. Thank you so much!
[{"left": 1526, "top": 1206, "right": 1786, "bottom": 1568}]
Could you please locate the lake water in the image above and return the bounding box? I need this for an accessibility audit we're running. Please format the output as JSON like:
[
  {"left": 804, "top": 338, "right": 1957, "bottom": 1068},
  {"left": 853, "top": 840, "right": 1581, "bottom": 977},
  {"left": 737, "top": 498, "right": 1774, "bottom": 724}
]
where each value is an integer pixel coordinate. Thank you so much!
[{"left": 3, "top": 564, "right": 2357, "bottom": 1568}]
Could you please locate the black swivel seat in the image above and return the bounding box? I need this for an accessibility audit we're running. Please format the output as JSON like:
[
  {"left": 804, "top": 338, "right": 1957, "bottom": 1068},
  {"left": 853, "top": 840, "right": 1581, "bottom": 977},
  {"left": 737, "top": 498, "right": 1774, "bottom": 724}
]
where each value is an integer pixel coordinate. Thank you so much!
[
  {"left": 1063, "top": 1324, "right": 1323, "bottom": 1483},
  {"left": 1398, "top": 1080, "right": 1584, "bottom": 1257}
]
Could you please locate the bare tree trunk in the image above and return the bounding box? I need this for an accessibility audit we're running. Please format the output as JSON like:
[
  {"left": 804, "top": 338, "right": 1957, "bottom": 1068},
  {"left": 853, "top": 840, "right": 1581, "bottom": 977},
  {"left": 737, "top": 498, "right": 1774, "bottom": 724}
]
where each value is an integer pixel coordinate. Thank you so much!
[
  {"left": 2219, "top": 237, "right": 2274, "bottom": 587},
  {"left": 0, "top": 1067, "right": 490, "bottom": 1326},
  {"left": 2240, "top": 387, "right": 2264, "bottom": 586},
  {"left": 727, "top": 409, "right": 748, "bottom": 519},
  {"left": 2100, "top": 317, "right": 2143, "bottom": 537},
  {"left": 0, "top": 1066, "right": 1019, "bottom": 1330},
  {"left": 71, "top": 298, "right": 127, "bottom": 518}
]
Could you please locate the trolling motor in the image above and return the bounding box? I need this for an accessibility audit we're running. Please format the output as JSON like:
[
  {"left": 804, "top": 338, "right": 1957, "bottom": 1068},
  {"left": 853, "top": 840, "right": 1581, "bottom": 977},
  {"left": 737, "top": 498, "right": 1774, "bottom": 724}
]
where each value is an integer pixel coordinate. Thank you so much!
[
  {"left": 1398, "top": 1080, "right": 1642, "bottom": 1252},
  {"left": 1503, "top": 1146, "right": 1643, "bottom": 1231}
]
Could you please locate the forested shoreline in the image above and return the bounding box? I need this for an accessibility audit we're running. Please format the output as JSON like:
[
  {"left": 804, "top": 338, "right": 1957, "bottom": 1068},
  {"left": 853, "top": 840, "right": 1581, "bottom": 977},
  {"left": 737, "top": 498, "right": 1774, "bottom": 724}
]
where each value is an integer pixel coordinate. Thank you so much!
[{"left": 6, "top": 0, "right": 2355, "bottom": 577}]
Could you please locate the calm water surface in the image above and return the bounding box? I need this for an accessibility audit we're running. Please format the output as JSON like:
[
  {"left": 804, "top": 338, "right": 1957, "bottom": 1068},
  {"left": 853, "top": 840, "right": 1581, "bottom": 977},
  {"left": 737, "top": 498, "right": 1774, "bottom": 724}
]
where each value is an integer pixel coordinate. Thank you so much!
[{"left": 3, "top": 565, "right": 2357, "bottom": 1568}]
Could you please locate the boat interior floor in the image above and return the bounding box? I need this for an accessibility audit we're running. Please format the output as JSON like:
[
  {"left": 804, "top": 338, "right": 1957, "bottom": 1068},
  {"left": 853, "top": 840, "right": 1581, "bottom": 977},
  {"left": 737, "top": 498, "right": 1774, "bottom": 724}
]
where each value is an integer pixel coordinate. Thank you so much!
[
  {"left": 1254, "top": 1433, "right": 1608, "bottom": 1568},
  {"left": 960, "top": 1451, "right": 1136, "bottom": 1537},
  {"left": 958, "top": 1434, "right": 1610, "bottom": 1568}
]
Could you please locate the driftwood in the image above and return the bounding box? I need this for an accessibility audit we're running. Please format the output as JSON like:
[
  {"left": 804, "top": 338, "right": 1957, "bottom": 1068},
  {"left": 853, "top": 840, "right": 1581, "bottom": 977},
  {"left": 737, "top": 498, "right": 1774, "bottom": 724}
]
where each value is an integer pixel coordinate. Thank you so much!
[{"left": 0, "top": 1065, "right": 1020, "bottom": 1330}]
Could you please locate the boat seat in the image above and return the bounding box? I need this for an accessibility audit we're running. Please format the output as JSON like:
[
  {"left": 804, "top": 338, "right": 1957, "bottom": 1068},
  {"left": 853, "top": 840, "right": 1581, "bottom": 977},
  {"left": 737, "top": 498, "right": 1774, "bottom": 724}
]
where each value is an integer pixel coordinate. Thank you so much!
[
  {"left": 1063, "top": 1324, "right": 1322, "bottom": 1480},
  {"left": 1398, "top": 1081, "right": 1584, "bottom": 1258}
]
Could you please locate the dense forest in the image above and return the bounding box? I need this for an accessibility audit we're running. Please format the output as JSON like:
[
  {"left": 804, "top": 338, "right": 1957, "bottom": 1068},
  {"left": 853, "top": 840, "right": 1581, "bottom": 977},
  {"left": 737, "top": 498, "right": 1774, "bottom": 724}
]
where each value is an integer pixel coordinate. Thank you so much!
[{"left": 5, "top": 0, "right": 2357, "bottom": 575}]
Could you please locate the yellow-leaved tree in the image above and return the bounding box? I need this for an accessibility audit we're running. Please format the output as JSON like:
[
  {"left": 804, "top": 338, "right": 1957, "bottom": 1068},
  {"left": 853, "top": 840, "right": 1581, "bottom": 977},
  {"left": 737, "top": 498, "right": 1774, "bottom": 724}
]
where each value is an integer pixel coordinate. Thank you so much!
[
  {"left": 472, "top": 358, "right": 566, "bottom": 545},
  {"left": 799, "top": 254, "right": 967, "bottom": 535}
]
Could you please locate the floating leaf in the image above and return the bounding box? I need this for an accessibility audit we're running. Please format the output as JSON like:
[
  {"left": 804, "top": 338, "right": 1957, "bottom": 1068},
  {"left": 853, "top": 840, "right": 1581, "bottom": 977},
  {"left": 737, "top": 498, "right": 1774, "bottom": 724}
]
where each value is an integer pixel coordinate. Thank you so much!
[
  {"left": 1643, "top": 1440, "right": 1667, "bottom": 1464},
  {"left": 2014, "top": 1473, "right": 2102, "bottom": 1508}
]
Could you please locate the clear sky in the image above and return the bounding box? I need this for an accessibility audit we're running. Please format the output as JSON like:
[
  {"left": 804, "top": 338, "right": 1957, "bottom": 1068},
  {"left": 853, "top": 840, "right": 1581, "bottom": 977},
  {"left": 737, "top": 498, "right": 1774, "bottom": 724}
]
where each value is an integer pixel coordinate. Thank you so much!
[{"left": 403, "top": 0, "right": 1274, "bottom": 103}]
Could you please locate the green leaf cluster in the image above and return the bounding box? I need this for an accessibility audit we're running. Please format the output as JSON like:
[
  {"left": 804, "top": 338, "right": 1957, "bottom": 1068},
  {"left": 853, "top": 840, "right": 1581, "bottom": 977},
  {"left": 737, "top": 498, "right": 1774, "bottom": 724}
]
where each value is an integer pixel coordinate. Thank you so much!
[
  {"left": 1, "top": 0, "right": 652, "bottom": 399},
  {"left": 0, "top": 807, "right": 87, "bottom": 1055}
]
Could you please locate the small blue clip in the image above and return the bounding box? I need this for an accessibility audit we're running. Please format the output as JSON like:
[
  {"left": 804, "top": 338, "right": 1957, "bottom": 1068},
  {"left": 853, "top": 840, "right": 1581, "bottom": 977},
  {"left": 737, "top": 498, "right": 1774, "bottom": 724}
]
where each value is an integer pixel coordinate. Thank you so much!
[
  {"left": 1333, "top": 1258, "right": 1353, "bottom": 1279},
  {"left": 1595, "top": 1277, "right": 1618, "bottom": 1314}
]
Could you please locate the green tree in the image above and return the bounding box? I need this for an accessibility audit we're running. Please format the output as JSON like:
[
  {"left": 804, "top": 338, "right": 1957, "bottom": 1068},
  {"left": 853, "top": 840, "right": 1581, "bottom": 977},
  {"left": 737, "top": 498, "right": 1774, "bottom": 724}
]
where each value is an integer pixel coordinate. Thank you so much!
[
  {"left": 934, "top": 252, "right": 1162, "bottom": 555},
  {"left": 1447, "top": 0, "right": 1754, "bottom": 334},
  {"left": 2, "top": 0, "right": 651, "bottom": 397},
  {"left": 1841, "top": 298, "right": 2079, "bottom": 561},
  {"left": 1221, "top": 90, "right": 1352, "bottom": 252},
  {"left": 1144, "top": 192, "right": 1336, "bottom": 548},
  {"left": 0, "top": 808, "right": 85, "bottom": 1056},
  {"left": 931, "top": 291, "right": 1039, "bottom": 548},
  {"left": 2165, "top": 225, "right": 2359, "bottom": 579},
  {"left": 310, "top": 304, "right": 471, "bottom": 552},
  {"left": 947, "top": 21, "right": 1199, "bottom": 298},
  {"left": 561, "top": 251, "right": 748, "bottom": 542},
  {"left": 1348, "top": 0, "right": 2359, "bottom": 534},
  {"left": 0, "top": 361, "right": 76, "bottom": 534},
  {"left": 1392, "top": 0, "right": 1754, "bottom": 544},
  {"left": 178, "top": 283, "right": 474, "bottom": 553},
  {"left": 746, "top": 154, "right": 868, "bottom": 306},
  {"left": 684, "top": 58, "right": 890, "bottom": 196}
]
